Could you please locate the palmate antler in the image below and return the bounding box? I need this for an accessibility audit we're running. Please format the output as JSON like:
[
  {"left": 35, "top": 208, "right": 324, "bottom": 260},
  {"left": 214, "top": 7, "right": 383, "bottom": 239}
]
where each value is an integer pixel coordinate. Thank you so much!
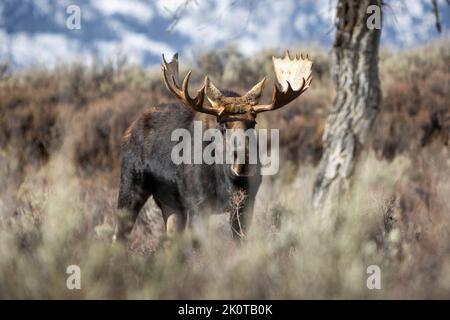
[
  {"left": 252, "top": 50, "right": 313, "bottom": 113},
  {"left": 161, "top": 51, "right": 312, "bottom": 117},
  {"left": 161, "top": 53, "right": 222, "bottom": 116}
]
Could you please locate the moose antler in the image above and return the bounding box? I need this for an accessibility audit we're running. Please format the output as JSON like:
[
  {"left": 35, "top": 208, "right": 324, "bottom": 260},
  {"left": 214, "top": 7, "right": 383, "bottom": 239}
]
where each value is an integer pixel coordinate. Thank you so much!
[
  {"left": 162, "top": 53, "right": 222, "bottom": 116},
  {"left": 252, "top": 50, "right": 312, "bottom": 113}
]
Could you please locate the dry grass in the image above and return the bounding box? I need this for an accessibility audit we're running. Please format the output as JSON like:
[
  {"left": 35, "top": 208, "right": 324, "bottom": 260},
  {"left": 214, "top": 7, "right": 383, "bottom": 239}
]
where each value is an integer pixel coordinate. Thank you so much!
[{"left": 0, "top": 39, "right": 449, "bottom": 299}]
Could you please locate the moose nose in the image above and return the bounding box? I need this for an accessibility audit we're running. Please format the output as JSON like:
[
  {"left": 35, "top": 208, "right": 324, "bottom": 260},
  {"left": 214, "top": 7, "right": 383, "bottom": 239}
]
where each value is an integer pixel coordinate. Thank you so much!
[{"left": 230, "top": 138, "right": 257, "bottom": 177}]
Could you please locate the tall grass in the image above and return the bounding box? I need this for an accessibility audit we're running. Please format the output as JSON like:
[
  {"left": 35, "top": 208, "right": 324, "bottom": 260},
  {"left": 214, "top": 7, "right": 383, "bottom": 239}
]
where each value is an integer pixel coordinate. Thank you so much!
[{"left": 1, "top": 150, "right": 449, "bottom": 298}]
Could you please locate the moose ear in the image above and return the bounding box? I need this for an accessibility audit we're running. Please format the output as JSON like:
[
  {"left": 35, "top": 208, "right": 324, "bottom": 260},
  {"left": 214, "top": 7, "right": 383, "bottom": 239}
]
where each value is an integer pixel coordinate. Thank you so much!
[{"left": 244, "top": 77, "right": 266, "bottom": 101}]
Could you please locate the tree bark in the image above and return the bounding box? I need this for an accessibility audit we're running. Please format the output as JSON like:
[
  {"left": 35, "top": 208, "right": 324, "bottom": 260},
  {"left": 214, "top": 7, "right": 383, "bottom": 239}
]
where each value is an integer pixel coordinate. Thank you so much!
[{"left": 312, "top": 0, "right": 382, "bottom": 209}]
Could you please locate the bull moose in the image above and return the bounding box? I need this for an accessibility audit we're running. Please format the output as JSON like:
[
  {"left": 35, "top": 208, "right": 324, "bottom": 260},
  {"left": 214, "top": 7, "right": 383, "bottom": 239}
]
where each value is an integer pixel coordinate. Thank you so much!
[{"left": 114, "top": 51, "right": 312, "bottom": 242}]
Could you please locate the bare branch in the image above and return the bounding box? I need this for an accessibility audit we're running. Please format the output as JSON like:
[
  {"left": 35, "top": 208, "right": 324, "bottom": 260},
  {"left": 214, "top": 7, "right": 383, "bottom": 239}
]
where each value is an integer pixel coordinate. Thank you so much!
[
  {"left": 165, "top": 0, "right": 198, "bottom": 33},
  {"left": 431, "top": 0, "right": 441, "bottom": 33}
]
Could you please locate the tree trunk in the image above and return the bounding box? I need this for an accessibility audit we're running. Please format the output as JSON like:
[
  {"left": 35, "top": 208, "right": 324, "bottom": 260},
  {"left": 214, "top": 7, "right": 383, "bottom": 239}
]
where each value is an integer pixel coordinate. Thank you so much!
[{"left": 312, "top": 0, "right": 382, "bottom": 209}]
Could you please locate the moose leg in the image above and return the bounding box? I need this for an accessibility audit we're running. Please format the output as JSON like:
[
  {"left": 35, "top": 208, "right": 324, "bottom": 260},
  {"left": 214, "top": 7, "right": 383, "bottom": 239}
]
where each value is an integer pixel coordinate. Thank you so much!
[
  {"left": 165, "top": 213, "right": 186, "bottom": 237},
  {"left": 114, "top": 172, "right": 150, "bottom": 243},
  {"left": 155, "top": 200, "right": 187, "bottom": 238}
]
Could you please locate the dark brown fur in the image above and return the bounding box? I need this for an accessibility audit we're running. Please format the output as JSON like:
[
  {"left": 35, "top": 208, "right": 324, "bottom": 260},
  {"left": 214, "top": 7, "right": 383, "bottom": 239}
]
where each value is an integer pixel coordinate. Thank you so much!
[{"left": 115, "top": 93, "right": 262, "bottom": 242}]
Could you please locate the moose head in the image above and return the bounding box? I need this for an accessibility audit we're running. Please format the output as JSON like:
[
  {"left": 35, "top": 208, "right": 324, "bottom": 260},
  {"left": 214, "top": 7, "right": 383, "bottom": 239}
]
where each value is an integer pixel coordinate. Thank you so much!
[{"left": 161, "top": 51, "right": 312, "bottom": 177}]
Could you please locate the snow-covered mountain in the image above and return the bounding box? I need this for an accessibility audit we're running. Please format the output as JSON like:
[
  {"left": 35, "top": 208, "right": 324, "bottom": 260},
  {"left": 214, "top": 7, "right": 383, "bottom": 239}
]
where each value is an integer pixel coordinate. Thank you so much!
[{"left": 0, "top": 0, "right": 448, "bottom": 68}]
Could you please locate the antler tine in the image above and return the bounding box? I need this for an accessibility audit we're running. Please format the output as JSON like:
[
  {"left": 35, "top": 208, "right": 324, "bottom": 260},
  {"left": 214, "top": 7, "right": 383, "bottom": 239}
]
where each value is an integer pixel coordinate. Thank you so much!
[
  {"left": 284, "top": 49, "right": 290, "bottom": 59},
  {"left": 181, "top": 70, "right": 194, "bottom": 104},
  {"left": 161, "top": 53, "right": 182, "bottom": 96},
  {"left": 161, "top": 53, "right": 213, "bottom": 114}
]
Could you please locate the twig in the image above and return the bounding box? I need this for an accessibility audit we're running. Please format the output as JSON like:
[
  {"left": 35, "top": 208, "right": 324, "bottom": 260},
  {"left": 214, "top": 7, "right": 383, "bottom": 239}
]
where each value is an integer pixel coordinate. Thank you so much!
[
  {"left": 431, "top": 0, "right": 441, "bottom": 33},
  {"left": 166, "top": 0, "right": 198, "bottom": 33}
]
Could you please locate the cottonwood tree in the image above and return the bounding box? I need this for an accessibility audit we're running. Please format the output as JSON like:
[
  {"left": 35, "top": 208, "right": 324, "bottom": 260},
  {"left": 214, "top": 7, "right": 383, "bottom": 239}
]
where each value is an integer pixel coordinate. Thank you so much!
[
  {"left": 311, "top": 0, "right": 382, "bottom": 208},
  {"left": 312, "top": 0, "right": 446, "bottom": 209}
]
